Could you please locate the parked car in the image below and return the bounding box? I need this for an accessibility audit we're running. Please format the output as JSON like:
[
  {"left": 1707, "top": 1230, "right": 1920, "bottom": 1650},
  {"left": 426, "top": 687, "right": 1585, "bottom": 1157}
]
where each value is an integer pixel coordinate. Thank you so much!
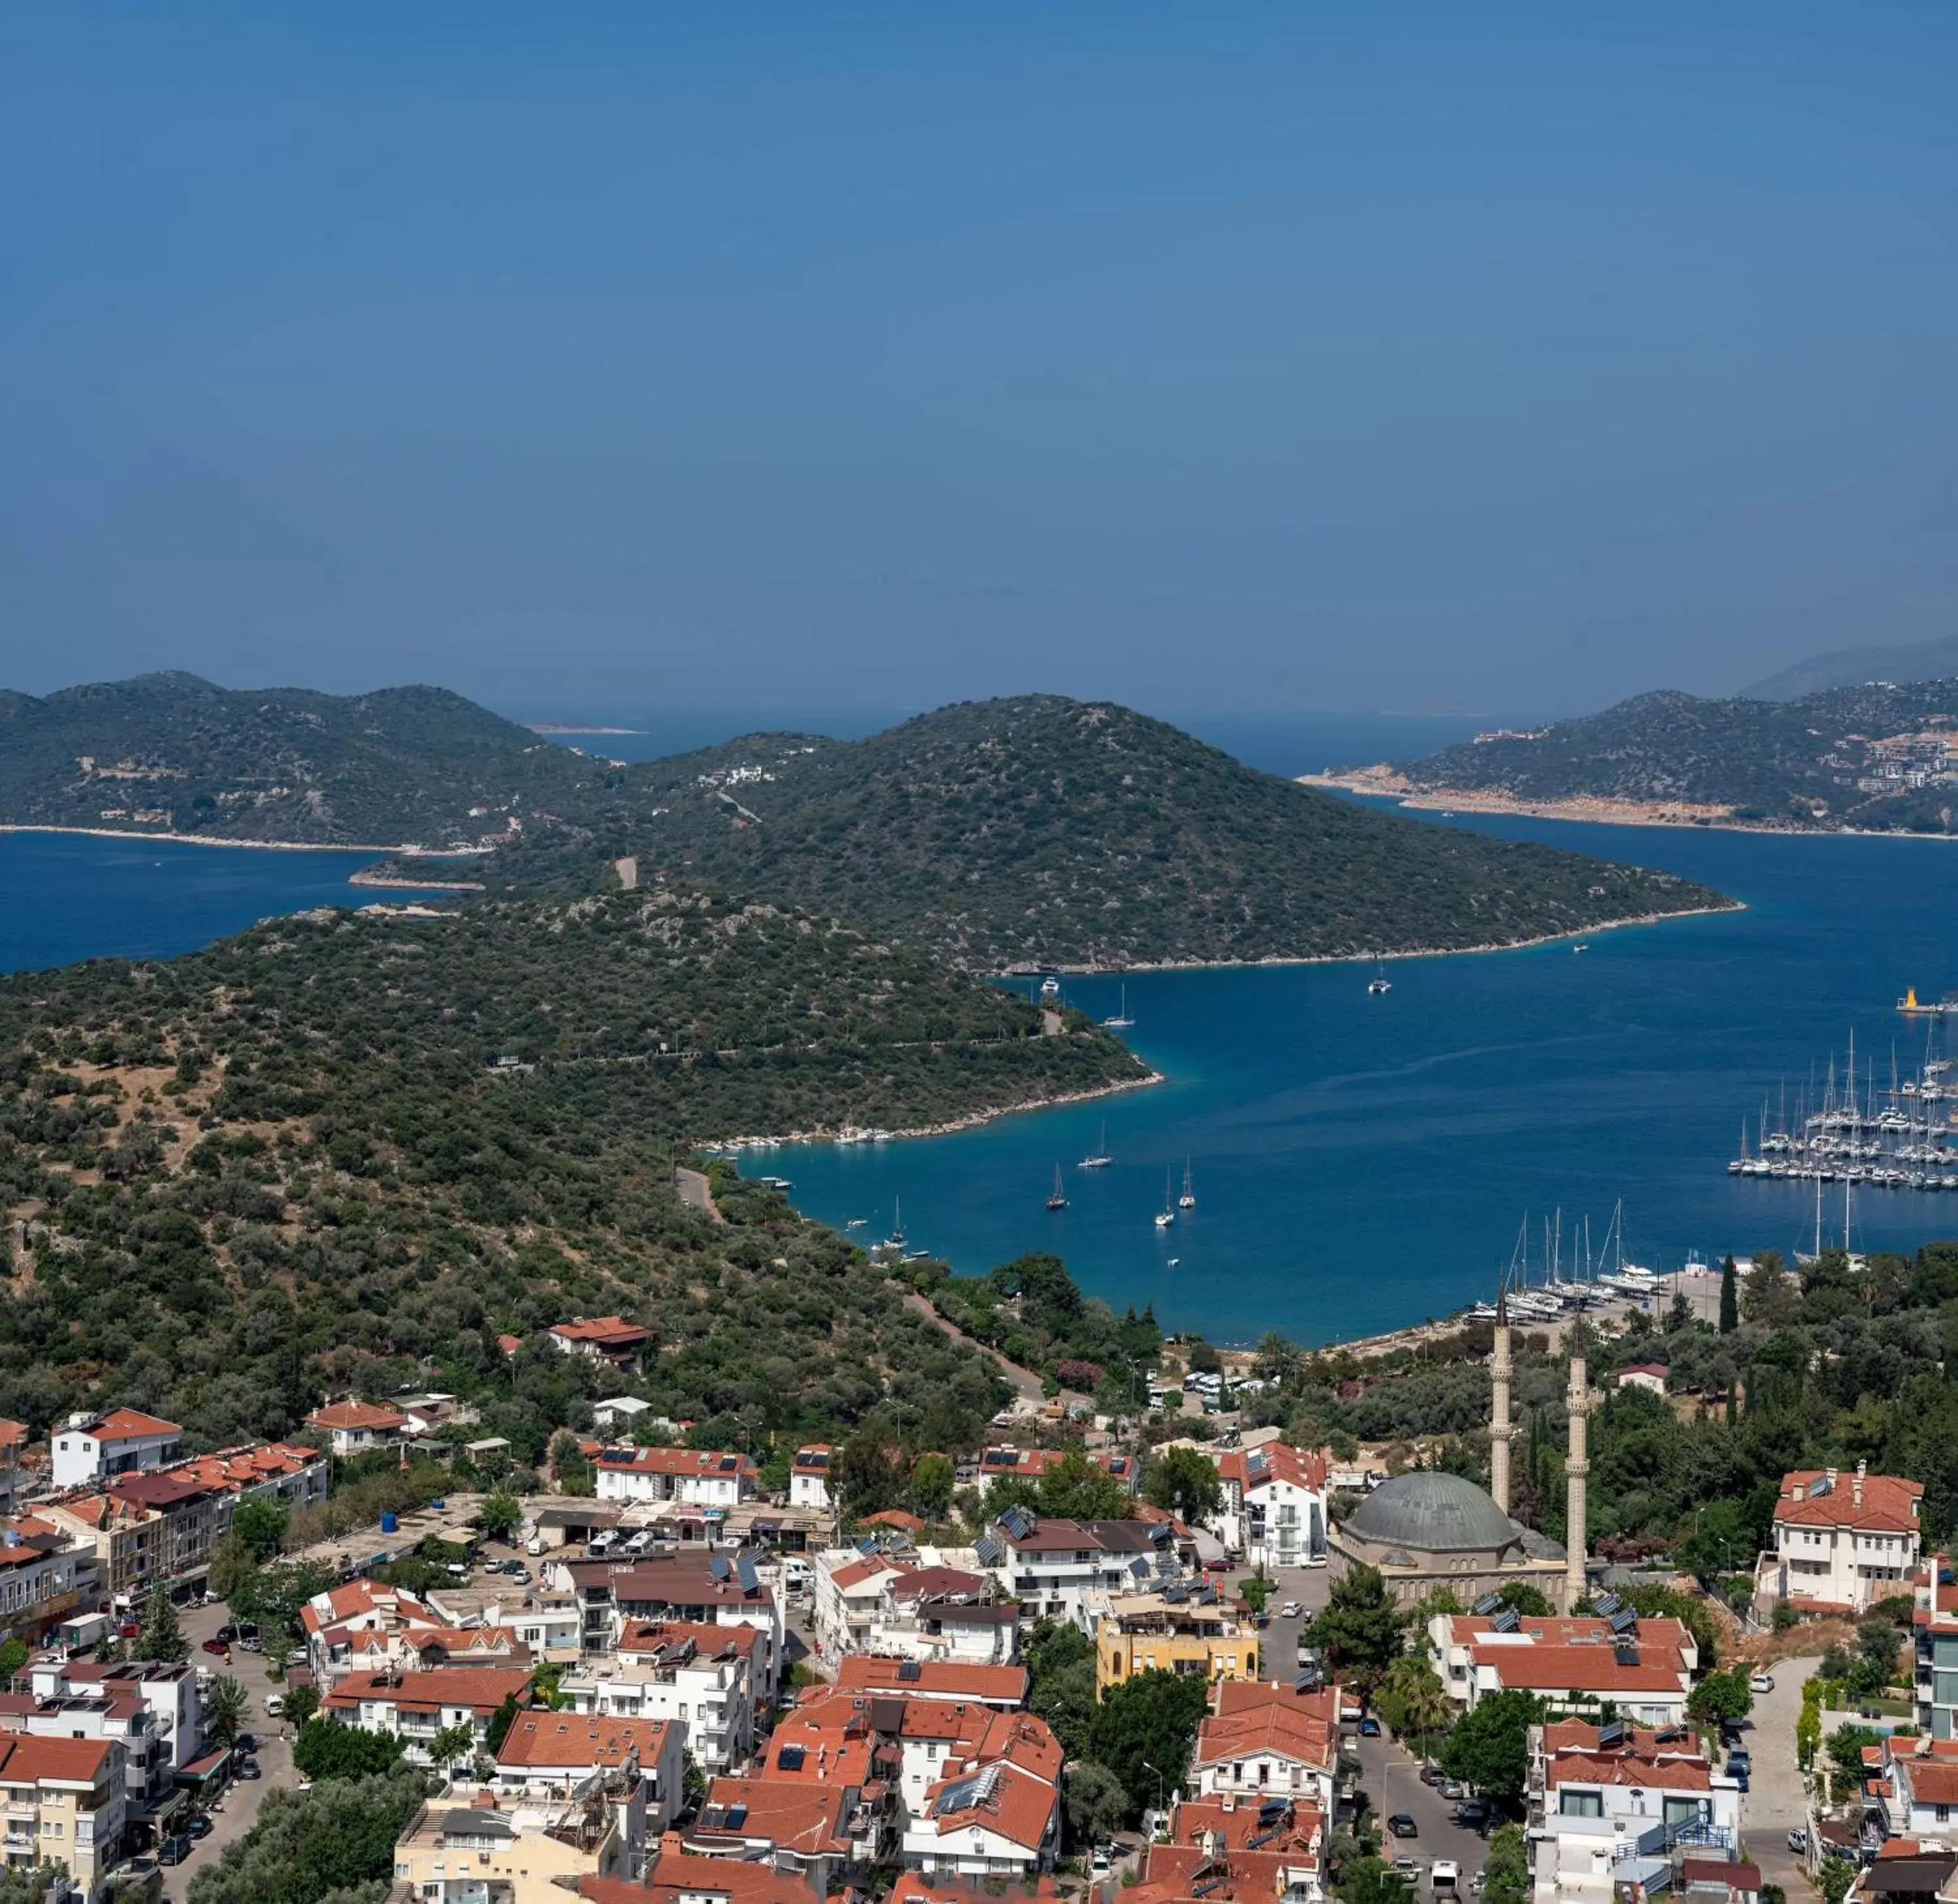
[
  {"left": 1090, "top": 1850, "right": 1115, "bottom": 1879},
  {"left": 1359, "top": 1717, "right": 1382, "bottom": 1737},
  {"left": 1388, "top": 1814, "right": 1419, "bottom": 1839},
  {"left": 202, "top": 1638, "right": 231, "bottom": 1658},
  {"left": 1302, "top": 1554, "right": 1328, "bottom": 1569},
  {"left": 215, "top": 1624, "right": 240, "bottom": 1643},
  {"left": 1440, "top": 1779, "right": 1466, "bottom": 1802},
  {"left": 236, "top": 1757, "right": 262, "bottom": 1781},
  {"left": 1788, "top": 1828, "right": 1809, "bottom": 1854},
  {"left": 1453, "top": 1798, "right": 1495, "bottom": 1831},
  {"left": 185, "top": 1815, "right": 213, "bottom": 1840},
  {"left": 264, "top": 1696, "right": 285, "bottom": 1719},
  {"left": 1393, "top": 1855, "right": 1422, "bottom": 1874},
  {"left": 1750, "top": 1672, "right": 1775, "bottom": 1694},
  {"left": 1279, "top": 1601, "right": 1303, "bottom": 1620},
  {"left": 158, "top": 1835, "right": 191, "bottom": 1866},
  {"left": 233, "top": 1733, "right": 256, "bottom": 1754},
  {"left": 1419, "top": 1764, "right": 1444, "bottom": 1786}
]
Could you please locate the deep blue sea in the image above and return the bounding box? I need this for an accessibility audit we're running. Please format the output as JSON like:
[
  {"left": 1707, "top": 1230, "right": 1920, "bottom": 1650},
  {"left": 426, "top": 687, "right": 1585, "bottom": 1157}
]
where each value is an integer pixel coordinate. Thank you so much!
[
  {"left": 10, "top": 716, "right": 1958, "bottom": 1348},
  {"left": 0, "top": 833, "right": 452, "bottom": 974}
]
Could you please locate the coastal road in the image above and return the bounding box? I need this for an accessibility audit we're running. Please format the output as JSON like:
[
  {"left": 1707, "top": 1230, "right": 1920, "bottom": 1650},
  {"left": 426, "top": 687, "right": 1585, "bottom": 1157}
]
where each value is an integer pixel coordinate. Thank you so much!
[
  {"left": 1745, "top": 1657, "right": 1819, "bottom": 1898},
  {"left": 675, "top": 1166, "right": 724, "bottom": 1222}
]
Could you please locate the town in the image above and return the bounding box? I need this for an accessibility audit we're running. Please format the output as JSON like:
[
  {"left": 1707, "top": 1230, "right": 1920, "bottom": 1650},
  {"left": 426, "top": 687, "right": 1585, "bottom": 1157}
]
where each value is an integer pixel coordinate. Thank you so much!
[{"left": 0, "top": 1293, "right": 1938, "bottom": 1904}]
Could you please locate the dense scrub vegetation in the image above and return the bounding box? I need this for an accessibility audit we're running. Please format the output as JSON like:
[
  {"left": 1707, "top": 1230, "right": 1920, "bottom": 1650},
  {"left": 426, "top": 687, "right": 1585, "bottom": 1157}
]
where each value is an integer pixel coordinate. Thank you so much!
[
  {"left": 0, "top": 670, "right": 609, "bottom": 846},
  {"left": 470, "top": 696, "right": 1726, "bottom": 967},
  {"left": 1244, "top": 1241, "right": 1958, "bottom": 1562},
  {"left": 0, "top": 888, "right": 1142, "bottom": 1447},
  {"left": 1383, "top": 680, "right": 1958, "bottom": 832}
]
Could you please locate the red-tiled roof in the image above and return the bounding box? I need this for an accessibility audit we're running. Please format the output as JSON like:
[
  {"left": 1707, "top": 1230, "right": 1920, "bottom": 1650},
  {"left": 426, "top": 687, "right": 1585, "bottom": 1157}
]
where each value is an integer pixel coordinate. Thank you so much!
[
  {"left": 694, "top": 1776, "right": 851, "bottom": 1856},
  {"left": 85, "top": 1408, "right": 181, "bottom": 1441},
  {"left": 619, "top": 1619, "right": 761, "bottom": 1661},
  {"left": 863, "top": 1509, "right": 925, "bottom": 1533},
  {"left": 324, "top": 1666, "right": 532, "bottom": 1715},
  {"left": 918, "top": 1760, "right": 1057, "bottom": 1852},
  {"left": 0, "top": 1735, "right": 117, "bottom": 1782},
  {"left": 1903, "top": 1760, "right": 1958, "bottom": 1805},
  {"left": 834, "top": 1656, "right": 1028, "bottom": 1704},
  {"left": 306, "top": 1400, "right": 408, "bottom": 1432},
  {"left": 499, "top": 1713, "right": 674, "bottom": 1770},
  {"left": 1682, "top": 1860, "right": 1762, "bottom": 1892},
  {"left": 1195, "top": 1681, "right": 1340, "bottom": 1772},
  {"left": 552, "top": 1317, "right": 653, "bottom": 1346},
  {"left": 1213, "top": 1441, "right": 1329, "bottom": 1496},
  {"left": 1775, "top": 1469, "right": 1922, "bottom": 1535}
]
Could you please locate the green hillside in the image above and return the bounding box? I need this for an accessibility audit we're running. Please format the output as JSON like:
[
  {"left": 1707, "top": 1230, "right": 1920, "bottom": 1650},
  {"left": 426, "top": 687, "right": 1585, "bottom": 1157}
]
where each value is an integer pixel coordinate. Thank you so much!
[
  {"left": 0, "top": 670, "right": 613, "bottom": 846},
  {"left": 0, "top": 887, "right": 1143, "bottom": 1451},
  {"left": 478, "top": 696, "right": 1730, "bottom": 967},
  {"left": 1387, "top": 681, "right": 1958, "bottom": 831}
]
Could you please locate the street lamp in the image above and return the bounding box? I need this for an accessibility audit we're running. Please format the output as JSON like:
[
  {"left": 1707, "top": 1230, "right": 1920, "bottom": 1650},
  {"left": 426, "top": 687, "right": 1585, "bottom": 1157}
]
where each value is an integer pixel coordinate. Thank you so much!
[{"left": 1141, "top": 1759, "right": 1167, "bottom": 1828}]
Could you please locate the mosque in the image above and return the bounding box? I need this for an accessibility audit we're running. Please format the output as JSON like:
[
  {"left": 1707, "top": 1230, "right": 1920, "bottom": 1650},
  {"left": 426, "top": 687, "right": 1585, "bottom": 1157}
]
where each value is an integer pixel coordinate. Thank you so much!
[{"left": 1325, "top": 1293, "right": 1594, "bottom": 1613}]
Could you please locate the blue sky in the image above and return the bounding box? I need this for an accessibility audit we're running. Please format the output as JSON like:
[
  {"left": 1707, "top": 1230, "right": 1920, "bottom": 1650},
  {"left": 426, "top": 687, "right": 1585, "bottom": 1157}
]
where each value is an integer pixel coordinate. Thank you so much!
[{"left": 3, "top": 3, "right": 1954, "bottom": 719}]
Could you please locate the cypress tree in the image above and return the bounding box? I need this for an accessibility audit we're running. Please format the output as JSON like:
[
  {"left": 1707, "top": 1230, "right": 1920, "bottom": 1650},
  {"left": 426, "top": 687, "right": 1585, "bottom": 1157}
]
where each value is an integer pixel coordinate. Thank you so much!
[{"left": 1718, "top": 1253, "right": 1739, "bottom": 1334}]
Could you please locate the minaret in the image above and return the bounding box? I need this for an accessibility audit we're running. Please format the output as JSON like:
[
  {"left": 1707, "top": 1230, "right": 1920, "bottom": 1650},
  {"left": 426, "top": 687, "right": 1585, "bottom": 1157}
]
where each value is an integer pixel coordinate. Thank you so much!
[
  {"left": 1489, "top": 1287, "right": 1514, "bottom": 1517},
  {"left": 1564, "top": 1347, "right": 1597, "bottom": 1610}
]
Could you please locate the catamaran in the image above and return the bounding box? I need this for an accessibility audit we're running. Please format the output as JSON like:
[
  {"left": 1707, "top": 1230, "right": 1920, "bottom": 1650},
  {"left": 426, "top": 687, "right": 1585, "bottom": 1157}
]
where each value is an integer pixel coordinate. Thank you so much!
[{"left": 1367, "top": 962, "right": 1391, "bottom": 996}]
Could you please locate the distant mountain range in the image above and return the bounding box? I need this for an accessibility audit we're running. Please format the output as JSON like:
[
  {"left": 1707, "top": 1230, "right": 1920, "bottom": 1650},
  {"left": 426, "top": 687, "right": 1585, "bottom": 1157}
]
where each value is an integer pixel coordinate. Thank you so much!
[
  {"left": 1744, "top": 634, "right": 1958, "bottom": 701},
  {"left": 2, "top": 673, "right": 1726, "bottom": 966},
  {"left": 1350, "top": 679, "right": 1958, "bottom": 833}
]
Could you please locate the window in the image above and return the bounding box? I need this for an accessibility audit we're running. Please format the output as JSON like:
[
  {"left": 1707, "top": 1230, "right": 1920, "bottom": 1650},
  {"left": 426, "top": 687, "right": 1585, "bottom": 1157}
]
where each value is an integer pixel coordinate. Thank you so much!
[
  {"left": 1560, "top": 1791, "right": 1604, "bottom": 1818},
  {"left": 1938, "top": 1805, "right": 1951, "bottom": 1825}
]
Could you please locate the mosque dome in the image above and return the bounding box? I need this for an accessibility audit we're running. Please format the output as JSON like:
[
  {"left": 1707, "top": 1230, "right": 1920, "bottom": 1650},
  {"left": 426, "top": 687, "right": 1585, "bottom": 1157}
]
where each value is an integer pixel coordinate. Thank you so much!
[{"left": 1344, "top": 1471, "right": 1518, "bottom": 1554}]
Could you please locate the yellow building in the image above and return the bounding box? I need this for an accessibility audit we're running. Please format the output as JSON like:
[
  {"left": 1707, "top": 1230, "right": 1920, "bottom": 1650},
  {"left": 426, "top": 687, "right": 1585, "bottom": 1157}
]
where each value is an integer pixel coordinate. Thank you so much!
[{"left": 1094, "top": 1590, "right": 1260, "bottom": 1691}]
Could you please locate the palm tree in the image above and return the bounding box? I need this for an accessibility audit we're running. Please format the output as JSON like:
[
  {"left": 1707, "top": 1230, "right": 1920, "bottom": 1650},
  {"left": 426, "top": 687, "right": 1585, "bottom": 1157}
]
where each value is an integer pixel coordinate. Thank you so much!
[{"left": 205, "top": 1675, "right": 249, "bottom": 1748}]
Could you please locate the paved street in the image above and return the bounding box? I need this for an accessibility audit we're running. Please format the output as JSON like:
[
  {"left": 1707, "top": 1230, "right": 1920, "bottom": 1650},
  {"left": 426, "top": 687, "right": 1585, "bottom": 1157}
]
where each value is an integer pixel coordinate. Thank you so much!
[
  {"left": 1354, "top": 1721, "right": 1491, "bottom": 1889},
  {"left": 1746, "top": 1656, "right": 1820, "bottom": 1899},
  {"left": 154, "top": 1595, "right": 300, "bottom": 1897}
]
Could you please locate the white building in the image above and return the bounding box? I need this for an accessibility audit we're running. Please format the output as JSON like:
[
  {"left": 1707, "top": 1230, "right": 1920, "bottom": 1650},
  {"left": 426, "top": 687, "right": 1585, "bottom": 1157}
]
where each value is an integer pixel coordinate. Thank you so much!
[
  {"left": 1208, "top": 1441, "right": 1329, "bottom": 1569},
  {"left": 595, "top": 1398, "right": 657, "bottom": 1434},
  {"left": 1190, "top": 1681, "right": 1342, "bottom": 1816},
  {"left": 494, "top": 1710, "right": 684, "bottom": 1836},
  {"left": 790, "top": 1446, "right": 833, "bottom": 1511},
  {"left": 562, "top": 1620, "right": 762, "bottom": 1772},
  {"left": 1759, "top": 1463, "right": 1923, "bottom": 1615},
  {"left": 50, "top": 1408, "right": 183, "bottom": 1490},
  {"left": 899, "top": 1710, "right": 1063, "bottom": 1879},
  {"left": 1528, "top": 1718, "right": 1740, "bottom": 1904},
  {"left": 0, "top": 1512, "right": 102, "bottom": 1644},
  {"left": 1429, "top": 1608, "right": 1698, "bottom": 1728},
  {"left": 975, "top": 1511, "right": 1177, "bottom": 1630},
  {"left": 324, "top": 1666, "right": 536, "bottom": 1765},
  {"left": 593, "top": 1447, "right": 758, "bottom": 1509},
  {"left": 304, "top": 1399, "right": 410, "bottom": 1458}
]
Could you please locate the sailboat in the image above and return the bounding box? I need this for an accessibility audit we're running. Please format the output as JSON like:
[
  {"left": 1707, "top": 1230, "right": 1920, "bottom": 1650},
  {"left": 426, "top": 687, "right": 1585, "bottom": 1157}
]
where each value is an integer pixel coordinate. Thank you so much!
[
  {"left": 1046, "top": 1165, "right": 1068, "bottom": 1212},
  {"left": 1177, "top": 1158, "right": 1196, "bottom": 1210},
  {"left": 1102, "top": 985, "right": 1135, "bottom": 1030},
  {"left": 1155, "top": 1169, "right": 1176, "bottom": 1229},
  {"left": 1078, "top": 1120, "right": 1113, "bottom": 1169},
  {"left": 1368, "top": 962, "right": 1391, "bottom": 996},
  {"left": 886, "top": 1197, "right": 906, "bottom": 1249}
]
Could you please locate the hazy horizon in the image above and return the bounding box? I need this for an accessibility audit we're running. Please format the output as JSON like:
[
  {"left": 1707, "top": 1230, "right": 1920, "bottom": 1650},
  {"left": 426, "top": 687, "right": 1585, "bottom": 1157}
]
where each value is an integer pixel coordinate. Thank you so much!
[{"left": 5, "top": 5, "right": 1954, "bottom": 713}]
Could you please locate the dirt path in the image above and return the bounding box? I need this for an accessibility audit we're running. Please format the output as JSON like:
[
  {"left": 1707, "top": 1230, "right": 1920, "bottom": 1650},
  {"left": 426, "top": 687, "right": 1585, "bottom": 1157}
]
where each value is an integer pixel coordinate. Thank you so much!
[{"left": 901, "top": 1290, "right": 1045, "bottom": 1401}]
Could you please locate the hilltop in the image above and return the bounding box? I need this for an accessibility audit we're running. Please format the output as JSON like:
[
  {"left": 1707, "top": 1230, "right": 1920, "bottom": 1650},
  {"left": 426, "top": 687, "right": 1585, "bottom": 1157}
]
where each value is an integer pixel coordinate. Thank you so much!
[
  {"left": 468, "top": 696, "right": 1729, "bottom": 968},
  {"left": 0, "top": 670, "right": 614, "bottom": 846},
  {"left": 1744, "top": 636, "right": 1958, "bottom": 701},
  {"left": 0, "top": 887, "right": 1145, "bottom": 1452},
  {"left": 1343, "top": 681, "right": 1958, "bottom": 833}
]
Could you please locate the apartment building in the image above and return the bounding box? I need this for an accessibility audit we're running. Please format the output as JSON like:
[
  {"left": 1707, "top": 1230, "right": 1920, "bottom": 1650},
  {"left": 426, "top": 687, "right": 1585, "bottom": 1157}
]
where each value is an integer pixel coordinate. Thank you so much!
[
  {"left": 43, "top": 1472, "right": 225, "bottom": 1605},
  {"left": 1208, "top": 1441, "right": 1329, "bottom": 1569},
  {"left": 391, "top": 1778, "right": 647, "bottom": 1904},
  {"left": 1189, "top": 1681, "right": 1342, "bottom": 1816},
  {"left": 324, "top": 1666, "right": 535, "bottom": 1766},
  {"left": 790, "top": 1447, "right": 833, "bottom": 1512},
  {"left": 901, "top": 1708, "right": 1063, "bottom": 1879},
  {"left": 833, "top": 1657, "right": 1027, "bottom": 1709},
  {"left": 1762, "top": 1464, "right": 1923, "bottom": 1616},
  {"left": 548, "top": 1556, "right": 782, "bottom": 1683},
  {"left": 1129, "top": 1794, "right": 1327, "bottom": 1904},
  {"left": 974, "top": 1510, "right": 1178, "bottom": 1629},
  {"left": 561, "top": 1621, "right": 762, "bottom": 1772},
  {"left": 0, "top": 1515, "right": 101, "bottom": 1646},
  {"left": 1879, "top": 1738, "right": 1958, "bottom": 1847},
  {"left": 50, "top": 1409, "right": 182, "bottom": 1491},
  {"left": 495, "top": 1712, "right": 683, "bottom": 1834},
  {"left": 0, "top": 1423, "right": 29, "bottom": 1516},
  {"left": 27, "top": 1657, "right": 203, "bottom": 1776},
  {"left": 1527, "top": 1718, "right": 1741, "bottom": 1904},
  {"left": 593, "top": 1448, "right": 757, "bottom": 1510},
  {"left": 1916, "top": 1556, "right": 1958, "bottom": 1741},
  {"left": 1094, "top": 1586, "right": 1261, "bottom": 1690},
  {"left": 0, "top": 1734, "right": 125, "bottom": 1892},
  {"left": 1429, "top": 1606, "right": 1700, "bottom": 1728}
]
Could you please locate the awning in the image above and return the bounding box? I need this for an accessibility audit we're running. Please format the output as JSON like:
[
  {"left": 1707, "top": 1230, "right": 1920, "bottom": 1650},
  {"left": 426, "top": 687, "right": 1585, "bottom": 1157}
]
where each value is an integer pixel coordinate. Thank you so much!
[{"left": 179, "top": 1747, "right": 232, "bottom": 1783}]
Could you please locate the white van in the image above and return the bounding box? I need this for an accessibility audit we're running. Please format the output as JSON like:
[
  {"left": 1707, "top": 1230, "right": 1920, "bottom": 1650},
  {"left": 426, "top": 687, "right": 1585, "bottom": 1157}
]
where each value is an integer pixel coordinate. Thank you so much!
[{"left": 1431, "top": 1861, "right": 1460, "bottom": 1897}]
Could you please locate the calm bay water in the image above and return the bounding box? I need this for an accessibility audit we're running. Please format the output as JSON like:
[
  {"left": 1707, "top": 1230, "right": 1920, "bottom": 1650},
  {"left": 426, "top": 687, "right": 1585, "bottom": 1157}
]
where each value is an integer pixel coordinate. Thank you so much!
[
  {"left": 11, "top": 745, "right": 1958, "bottom": 1349},
  {"left": 764, "top": 813, "right": 1958, "bottom": 1345}
]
